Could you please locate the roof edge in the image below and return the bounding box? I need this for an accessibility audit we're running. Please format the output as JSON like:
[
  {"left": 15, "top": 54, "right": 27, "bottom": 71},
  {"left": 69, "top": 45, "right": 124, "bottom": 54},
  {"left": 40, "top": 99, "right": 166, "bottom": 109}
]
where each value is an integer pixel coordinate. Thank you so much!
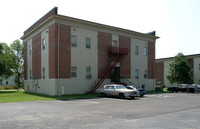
[
  {"left": 23, "top": 7, "right": 57, "bottom": 35},
  {"left": 55, "top": 14, "right": 160, "bottom": 40},
  {"left": 156, "top": 53, "right": 200, "bottom": 61}
]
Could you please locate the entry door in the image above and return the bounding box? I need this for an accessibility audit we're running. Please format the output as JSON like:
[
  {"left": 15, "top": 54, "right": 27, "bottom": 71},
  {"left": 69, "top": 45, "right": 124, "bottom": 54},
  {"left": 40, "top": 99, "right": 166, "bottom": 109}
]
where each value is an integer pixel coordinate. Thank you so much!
[{"left": 110, "top": 67, "right": 120, "bottom": 82}]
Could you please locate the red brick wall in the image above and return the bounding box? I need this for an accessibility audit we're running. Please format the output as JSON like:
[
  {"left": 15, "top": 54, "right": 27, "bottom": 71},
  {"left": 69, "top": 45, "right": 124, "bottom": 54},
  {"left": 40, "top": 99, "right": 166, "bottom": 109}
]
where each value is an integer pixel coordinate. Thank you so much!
[
  {"left": 24, "top": 7, "right": 57, "bottom": 35},
  {"left": 119, "top": 35, "right": 131, "bottom": 78},
  {"left": 187, "top": 58, "right": 194, "bottom": 83},
  {"left": 148, "top": 41, "right": 155, "bottom": 79},
  {"left": 49, "top": 23, "right": 71, "bottom": 79},
  {"left": 32, "top": 33, "right": 41, "bottom": 79},
  {"left": 49, "top": 23, "right": 58, "bottom": 78},
  {"left": 24, "top": 42, "right": 27, "bottom": 80},
  {"left": 155, "top": 62, "right": 164, "bottom": 85},
  {"left": 59, "top": 24, "right": 71, "bottom": 78},
  {"left": 98, "top": 32, "right": 112, "bottom": 78}
]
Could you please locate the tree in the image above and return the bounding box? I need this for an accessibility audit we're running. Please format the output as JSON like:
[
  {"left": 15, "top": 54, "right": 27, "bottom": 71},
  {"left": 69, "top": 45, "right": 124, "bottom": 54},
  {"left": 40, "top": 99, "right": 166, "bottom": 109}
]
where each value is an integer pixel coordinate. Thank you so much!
[
  {"left": 0, "top": 43, "right": 17, "bottom": 80},
  {"left": 10, "top": 40, "right": 24, "bottom": 90},
  {"left": 166, "top": 53, "right": 192, "bottom": 84}
]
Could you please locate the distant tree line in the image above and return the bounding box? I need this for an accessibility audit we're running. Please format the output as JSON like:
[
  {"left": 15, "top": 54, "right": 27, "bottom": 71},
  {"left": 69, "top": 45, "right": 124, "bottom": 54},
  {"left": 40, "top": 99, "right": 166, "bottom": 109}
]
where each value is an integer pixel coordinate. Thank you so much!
[{"left": 0, "top": 40, "right": 23, "bottom": 90}]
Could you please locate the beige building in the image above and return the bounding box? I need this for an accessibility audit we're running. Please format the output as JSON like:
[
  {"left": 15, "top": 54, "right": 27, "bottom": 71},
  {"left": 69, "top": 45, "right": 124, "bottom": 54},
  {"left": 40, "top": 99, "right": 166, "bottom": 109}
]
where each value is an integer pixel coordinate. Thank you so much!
[
  {"left": 156, "top": 54, "right": 200, "bottom": 87},
  {"left": 0, "top": 76, "right": 16, "bottom": 86},
  {"left": 21, "top": 7, "right": 159, "bottom": 96}
]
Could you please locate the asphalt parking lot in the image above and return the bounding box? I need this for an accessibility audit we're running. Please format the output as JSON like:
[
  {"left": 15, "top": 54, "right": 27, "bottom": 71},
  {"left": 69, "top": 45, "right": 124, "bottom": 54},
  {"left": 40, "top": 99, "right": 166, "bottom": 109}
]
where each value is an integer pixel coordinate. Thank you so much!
[{"left": 0, "top": 93, "right": 200, "bottom": 129}]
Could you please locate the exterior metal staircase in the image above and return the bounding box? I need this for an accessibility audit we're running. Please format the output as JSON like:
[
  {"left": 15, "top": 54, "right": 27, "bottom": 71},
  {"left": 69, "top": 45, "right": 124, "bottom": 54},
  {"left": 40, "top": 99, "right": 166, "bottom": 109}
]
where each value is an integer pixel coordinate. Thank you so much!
[{"left": 89, "top": 46, "right": 128, "bottom": 94}]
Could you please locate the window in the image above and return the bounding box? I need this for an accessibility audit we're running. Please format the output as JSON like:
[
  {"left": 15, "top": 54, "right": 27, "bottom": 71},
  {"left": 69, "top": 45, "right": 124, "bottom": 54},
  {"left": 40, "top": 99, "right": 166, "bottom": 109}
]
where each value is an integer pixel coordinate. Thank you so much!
[
  {"left": 71, "top": 35, "right": 77, "bottom": 47},
  {"left": 135, "top": 69, "right": 139, "bottom": 79},
  {"left": 135, "top": 46, "right": 139, "bottom": 55},
  {"left": 111, "top": 86, "right": 115, "bottom": 90},
  {"left": 86, "top": 37, "right": 91, "bottom": 48},
  {"left": 86, "top": 67, "right": 91, "bottom": 79},
  {"left": 30, "top": 70, "right": 32, "bottom": 79},
  {"left": 199, "top": 64, "right": 200, "bottom": 70},
  {"left": 71, "top": 66, "right": 77, "bottom": 78},
  {"left": 43, "top": 68, "right": 45, "bottom": 79},
  {"left": 144, "top": 47, "right": 147, "bottom": 56},
  {"left": 42, "top": 38, "right": 46, "bottom": 49},
  {"left": 144, "top": 70, "right": 147, "bottom": 78},
  {"left": 6, "top": 81, "right": 8, "bottom": 85},
  {"left": 29, "top": 45, "right": 32, "bottom": 55},
  {"left": 105, "top": 86, "right": 110, "bottom": 89},
  {"left": 112, "top": 40, "right": 118, "bottom": 47}
]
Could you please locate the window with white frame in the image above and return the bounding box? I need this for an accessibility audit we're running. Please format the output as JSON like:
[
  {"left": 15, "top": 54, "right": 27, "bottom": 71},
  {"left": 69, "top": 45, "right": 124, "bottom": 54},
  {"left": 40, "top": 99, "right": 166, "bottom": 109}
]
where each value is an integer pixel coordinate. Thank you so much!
[
  {"left": 144, "top": 70, "right": 147, "bottom": 78},
  {"left": 112, "top": 40, "right": 118, "bottom": 47},
  {"left": 29, "top": 45, "right": 32, "bottom": 55},
  {"left": 42, "top": 68, "right": 45, "bottom": 79},
  {"left": 42, "top": 38, "right": 46, "bottom": 49},
  {"left": 86, "top": 67, "right": 91, "bottom": 79},
  {"left": 86, "top": 37, "right": 91, "bottom": 48},
  {"left": 144, "top": 47, "right": 147, "bottom": 56},
  {"left": 71, "top": 35, "right": 77, "bottom": 47},
  {"left": 135, "top": 46, "right": 139, "bottom": 55},
  {"left": 71, "top": 66, "right": 77, "bottom": 78},
  {"left": 135, "top": 69, "right": 139, "bottom": 79}
]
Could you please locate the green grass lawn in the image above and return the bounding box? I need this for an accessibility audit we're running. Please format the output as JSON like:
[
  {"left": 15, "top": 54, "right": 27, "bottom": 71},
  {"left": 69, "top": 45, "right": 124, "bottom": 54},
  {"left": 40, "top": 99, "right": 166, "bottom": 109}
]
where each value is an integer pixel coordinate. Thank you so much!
[
  {"left": 0, "top": 90, "right": 101, "bottom": 103},
  {"left": 0, "top": 88, "right": 170, "bottom": 103}
]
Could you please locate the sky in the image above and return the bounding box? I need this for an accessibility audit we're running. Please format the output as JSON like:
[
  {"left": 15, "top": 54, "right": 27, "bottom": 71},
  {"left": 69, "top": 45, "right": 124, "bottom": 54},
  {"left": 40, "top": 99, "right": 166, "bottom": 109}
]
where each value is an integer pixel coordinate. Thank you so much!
[{"left": 0, "top": 0, "right": 199, "bottom": 59}]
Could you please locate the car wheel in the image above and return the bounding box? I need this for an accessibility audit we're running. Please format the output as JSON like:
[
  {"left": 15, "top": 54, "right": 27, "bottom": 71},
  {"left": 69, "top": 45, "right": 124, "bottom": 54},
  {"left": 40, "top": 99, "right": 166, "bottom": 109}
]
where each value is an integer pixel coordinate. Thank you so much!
[
  {"left": 186, "top": 89, "right": 190, "bottom": 93},
  {"left": 131, "top": 96, "right": 135, "bottom": 99},
  {"left": 119, "top": 93, "right": 125, "bottom": 99},
  {"left": 101, "top": 93, "right": 106, "bottom": 97}
]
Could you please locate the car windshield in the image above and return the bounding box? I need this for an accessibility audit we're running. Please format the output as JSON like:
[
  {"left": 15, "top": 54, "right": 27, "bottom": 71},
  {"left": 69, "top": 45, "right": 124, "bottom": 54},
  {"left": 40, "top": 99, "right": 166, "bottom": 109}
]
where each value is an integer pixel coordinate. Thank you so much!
[
  {"left": 115, "top": 85, "right": 127, "bottom": 89},
  {"left": 129, "top": 85, "right": 136, "bottom": 88}
]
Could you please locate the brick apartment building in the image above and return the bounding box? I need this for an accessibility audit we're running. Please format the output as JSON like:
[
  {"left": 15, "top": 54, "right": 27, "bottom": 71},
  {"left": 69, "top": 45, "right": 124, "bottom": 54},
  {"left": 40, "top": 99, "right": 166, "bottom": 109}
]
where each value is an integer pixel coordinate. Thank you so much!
[
  {"left": 21, "top": 7, "right": 159, "bottom": 95},
  {"left": 156, "top": 54, "right": 200, "bottom": 87}
]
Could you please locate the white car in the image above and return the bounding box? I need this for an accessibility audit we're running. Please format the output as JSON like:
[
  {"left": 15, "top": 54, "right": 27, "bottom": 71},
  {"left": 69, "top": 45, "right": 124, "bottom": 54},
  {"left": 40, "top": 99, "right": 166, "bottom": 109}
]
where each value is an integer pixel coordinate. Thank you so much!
[{"left": 97, "top": 84, "right": 137, "bottom": 99}]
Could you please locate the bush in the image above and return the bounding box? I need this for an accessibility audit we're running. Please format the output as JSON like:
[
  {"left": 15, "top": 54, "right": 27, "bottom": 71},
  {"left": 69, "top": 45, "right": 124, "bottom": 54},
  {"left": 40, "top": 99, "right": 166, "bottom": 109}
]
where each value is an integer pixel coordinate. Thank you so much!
[
  {"left": 14, "top": 84, "right": 23, "bottom": 89},
  {"left": 0, "top": 86, "right": 15, "bottom": 90},
  {"left": 0, "top": 84, "right": 23, "bottom": 90}
]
